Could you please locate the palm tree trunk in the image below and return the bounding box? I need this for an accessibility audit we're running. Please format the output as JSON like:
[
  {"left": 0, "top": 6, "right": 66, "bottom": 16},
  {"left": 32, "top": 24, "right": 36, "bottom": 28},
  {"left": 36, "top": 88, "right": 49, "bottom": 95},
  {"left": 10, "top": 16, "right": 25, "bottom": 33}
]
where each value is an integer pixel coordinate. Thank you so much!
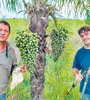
[
  {"left": 31, "top": 36, "right": 46, "bottom": 100},
  {"left": 25, "top": 1, "right": 49, "bottom": 99}
]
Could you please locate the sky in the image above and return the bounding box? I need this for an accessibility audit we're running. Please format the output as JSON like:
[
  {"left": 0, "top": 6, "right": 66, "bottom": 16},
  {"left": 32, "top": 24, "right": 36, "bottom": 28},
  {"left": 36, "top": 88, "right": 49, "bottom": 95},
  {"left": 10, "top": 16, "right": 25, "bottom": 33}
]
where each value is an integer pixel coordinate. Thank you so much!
[
  {"left": 0, "top": 0, "right": 86, "bottom": 19},
  {"left": 0, "top": 7, "right": 27, "bottom": 19}
]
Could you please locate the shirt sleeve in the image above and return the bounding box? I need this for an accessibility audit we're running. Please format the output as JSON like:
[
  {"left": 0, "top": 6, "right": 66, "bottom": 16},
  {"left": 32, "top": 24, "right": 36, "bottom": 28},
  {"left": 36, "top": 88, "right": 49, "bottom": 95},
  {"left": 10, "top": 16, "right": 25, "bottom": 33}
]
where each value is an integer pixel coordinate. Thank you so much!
[
  {"left": 10, "top": 48, "right": 18, "bottom": 75},
  {"left": 72, "top": 51, "right": 81, "bottom": 70}
]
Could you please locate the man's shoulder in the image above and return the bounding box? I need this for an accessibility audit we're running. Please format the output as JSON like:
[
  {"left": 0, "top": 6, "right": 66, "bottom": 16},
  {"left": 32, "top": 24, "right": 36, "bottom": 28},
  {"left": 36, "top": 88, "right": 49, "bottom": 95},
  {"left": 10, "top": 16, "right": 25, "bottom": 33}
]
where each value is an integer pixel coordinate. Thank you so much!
[
  {"left": 75, "top": 47, "right": 85, "bottom": 57},
  {"left": 77, "top": 46, "right": 84, "bottom": 53},
  {"left": 7, "top": 41, "right": 21, "bottom": 62},
  {"left": 7, "top": 41, "right": 14, "bottom": 50}
]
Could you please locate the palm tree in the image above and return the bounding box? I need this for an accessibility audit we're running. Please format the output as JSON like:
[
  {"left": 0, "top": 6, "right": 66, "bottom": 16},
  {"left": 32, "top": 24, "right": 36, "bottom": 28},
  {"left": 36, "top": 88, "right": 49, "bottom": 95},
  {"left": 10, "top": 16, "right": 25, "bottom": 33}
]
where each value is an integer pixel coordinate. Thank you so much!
[{"left": 0, "top": 0, "right": 89, "bottom": 100}]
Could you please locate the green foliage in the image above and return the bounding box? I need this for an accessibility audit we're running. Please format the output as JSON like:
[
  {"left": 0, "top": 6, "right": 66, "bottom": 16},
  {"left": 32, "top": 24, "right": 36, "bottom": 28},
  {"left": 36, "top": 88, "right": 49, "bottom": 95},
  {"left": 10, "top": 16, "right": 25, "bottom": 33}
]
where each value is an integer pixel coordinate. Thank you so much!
[
  {"left": 44, "top": 40, "right": 80, "bottom": 100},
  {"left": 15, "top": 30, "right": 39, "bottom": 72},
  {"left": 86, "top": 10, "right": 90, "bottom": 25},
  {"left": 51, "top": 27, "right": 68, "bottom": 61}
]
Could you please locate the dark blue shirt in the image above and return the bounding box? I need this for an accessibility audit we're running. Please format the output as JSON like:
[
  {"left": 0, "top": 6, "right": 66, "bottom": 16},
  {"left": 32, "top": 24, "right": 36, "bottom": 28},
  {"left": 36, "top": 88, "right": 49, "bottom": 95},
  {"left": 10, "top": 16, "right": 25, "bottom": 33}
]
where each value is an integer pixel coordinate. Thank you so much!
[{"left": 73, "top": 46, "right": 90, "bottom": 94}]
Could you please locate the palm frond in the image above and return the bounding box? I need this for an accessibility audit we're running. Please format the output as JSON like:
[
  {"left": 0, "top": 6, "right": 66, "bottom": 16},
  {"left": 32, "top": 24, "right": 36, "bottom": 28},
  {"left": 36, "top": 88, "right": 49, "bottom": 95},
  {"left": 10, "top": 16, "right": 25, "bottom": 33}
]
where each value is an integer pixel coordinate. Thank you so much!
[
  {"left": 0, "top": 0, "right": 89, "bottom": 20},
  {"left": 0, "top": 0, "right": 23, "bottom": 11}
]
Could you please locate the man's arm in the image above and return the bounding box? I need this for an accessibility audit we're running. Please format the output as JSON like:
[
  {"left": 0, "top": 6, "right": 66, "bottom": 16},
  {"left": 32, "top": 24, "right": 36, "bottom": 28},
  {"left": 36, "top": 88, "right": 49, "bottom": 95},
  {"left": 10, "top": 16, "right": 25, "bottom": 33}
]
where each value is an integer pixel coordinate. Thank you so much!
[
  {"left": 72, "top": 68, "right": 83, "bottom": 82},
  {"left": 11, "top": 48, "right": 26, "bottom": 74}
]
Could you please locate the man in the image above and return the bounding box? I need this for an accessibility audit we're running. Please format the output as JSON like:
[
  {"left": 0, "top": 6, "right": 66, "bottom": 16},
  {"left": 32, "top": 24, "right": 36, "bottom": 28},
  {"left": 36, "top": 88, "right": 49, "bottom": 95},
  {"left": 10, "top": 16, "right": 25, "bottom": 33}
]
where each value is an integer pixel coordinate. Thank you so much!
[
  {"left": 72, "top": 25, "right": 90, "bottom": 100},
  {"left": 0, "top": 20, "right": 27, "bottom": 100}
]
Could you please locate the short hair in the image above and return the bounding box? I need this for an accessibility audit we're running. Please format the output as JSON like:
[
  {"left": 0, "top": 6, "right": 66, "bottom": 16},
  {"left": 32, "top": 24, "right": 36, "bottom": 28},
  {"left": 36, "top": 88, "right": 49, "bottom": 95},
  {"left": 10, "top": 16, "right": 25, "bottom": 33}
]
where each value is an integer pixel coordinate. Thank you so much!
[
  {"left": 78, "top": 25, "right": 90, "bottom": 35},
  {"left": 0, "top": 20, "right": 11, "bottom": 33}
]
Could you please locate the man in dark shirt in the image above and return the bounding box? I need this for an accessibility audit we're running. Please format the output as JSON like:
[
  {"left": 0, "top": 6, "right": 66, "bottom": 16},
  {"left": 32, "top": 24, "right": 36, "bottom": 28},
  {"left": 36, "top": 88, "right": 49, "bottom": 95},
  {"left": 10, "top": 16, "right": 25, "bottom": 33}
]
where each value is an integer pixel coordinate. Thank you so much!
[{"left": 72, "top": 25, "right": 90, "bottom": 100}]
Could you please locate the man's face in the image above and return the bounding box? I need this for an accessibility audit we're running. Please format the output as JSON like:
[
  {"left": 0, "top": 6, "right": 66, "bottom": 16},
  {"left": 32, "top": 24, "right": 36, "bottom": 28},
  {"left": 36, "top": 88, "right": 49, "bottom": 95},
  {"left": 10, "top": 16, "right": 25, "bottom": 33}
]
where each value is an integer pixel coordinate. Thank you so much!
[
  {"left": 80, "top": 30, "right": 90, "bottom": 46},
  {"left": 0, "top": 23, "right": 10, "bottom": 42}
]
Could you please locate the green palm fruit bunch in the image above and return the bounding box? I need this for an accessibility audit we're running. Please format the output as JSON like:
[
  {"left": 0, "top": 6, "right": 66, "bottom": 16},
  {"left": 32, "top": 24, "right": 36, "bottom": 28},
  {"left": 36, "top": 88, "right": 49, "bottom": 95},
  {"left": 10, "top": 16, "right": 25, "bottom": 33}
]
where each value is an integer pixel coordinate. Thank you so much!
[
  {"left": 15, "top": 30, "right": 39, "bottom": 73},
  {"left": 51, "top": 27, "right": 68, "bottom": 62}
]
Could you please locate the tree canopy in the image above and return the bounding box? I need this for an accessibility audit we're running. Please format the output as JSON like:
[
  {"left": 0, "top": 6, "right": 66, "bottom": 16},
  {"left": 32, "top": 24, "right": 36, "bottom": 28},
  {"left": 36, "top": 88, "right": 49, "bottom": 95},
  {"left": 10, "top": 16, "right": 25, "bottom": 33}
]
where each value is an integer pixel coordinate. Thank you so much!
[{"left": 0, "top": 0, "right": 89, "bottom": 20}]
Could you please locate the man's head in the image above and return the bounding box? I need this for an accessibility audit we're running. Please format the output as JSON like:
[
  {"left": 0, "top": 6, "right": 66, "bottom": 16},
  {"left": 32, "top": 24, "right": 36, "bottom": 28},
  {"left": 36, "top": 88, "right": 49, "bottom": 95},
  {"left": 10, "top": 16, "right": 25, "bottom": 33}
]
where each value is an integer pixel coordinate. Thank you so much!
[
  {"left": 78, "top": 26, "right": 90, "bottom": 35},
  {"left": 78, "top": 25, "right": 90, "bottom": 46},
  {"left": 0, "top": 20, "right": 10, "bottom": 42}
]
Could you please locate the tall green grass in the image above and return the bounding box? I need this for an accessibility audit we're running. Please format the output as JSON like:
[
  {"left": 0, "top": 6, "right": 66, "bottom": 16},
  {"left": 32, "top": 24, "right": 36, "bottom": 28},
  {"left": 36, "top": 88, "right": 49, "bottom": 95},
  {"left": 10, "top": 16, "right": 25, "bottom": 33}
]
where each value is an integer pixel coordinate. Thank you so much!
[{"left": 44, "top": 44, "right": 80, "bottom": 100}]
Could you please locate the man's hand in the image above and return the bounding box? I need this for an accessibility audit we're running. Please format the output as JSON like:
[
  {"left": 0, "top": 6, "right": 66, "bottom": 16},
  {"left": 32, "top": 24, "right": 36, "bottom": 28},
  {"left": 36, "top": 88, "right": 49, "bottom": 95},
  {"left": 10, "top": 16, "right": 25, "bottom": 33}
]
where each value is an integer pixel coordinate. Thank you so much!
[
  {"left": 72, "top": 68, "right": 83, "bottom": 83},
  {"left": 20, "top": 64, "right": 27, "bottom": 73},
  {"left": 75, "top": 74, "right": 83, "bottom": 82}
]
